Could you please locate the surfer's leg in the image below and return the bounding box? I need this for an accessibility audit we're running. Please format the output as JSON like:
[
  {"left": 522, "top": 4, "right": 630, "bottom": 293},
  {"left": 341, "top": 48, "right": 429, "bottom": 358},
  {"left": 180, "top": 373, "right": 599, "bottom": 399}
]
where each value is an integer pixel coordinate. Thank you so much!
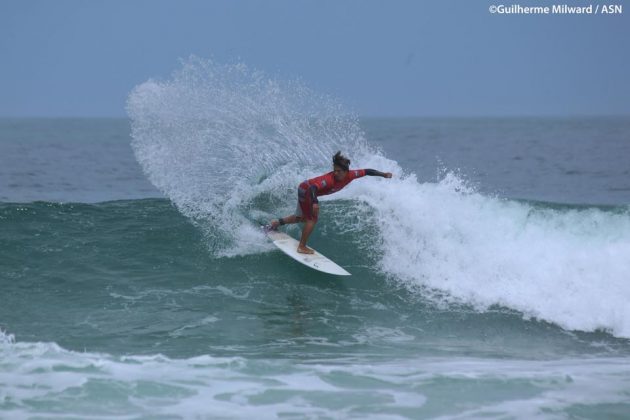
[
  {"left": 269, "top": 215, "right": 300, "bottom": 230},
  {"left": 281, "top": 215, "right": 300, "bottom": 224},
  {"left": 297, "top": 220, "right": 316, "bottom": 254}
]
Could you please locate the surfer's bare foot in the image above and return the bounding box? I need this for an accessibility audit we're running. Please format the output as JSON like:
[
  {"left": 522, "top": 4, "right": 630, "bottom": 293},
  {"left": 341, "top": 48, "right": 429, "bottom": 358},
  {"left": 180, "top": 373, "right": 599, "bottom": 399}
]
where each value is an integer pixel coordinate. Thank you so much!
[
  {"left": 297, "top": 245, "right": 314, "bottom": 254},
  {"left": 268, "top": 220, "right": 280, "bottom": 230}
]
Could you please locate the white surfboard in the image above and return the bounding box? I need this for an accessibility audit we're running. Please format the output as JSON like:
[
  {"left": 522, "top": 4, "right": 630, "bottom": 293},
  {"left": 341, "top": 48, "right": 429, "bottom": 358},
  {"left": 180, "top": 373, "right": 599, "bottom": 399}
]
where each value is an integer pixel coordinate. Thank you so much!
[{"left": 265, "top": 230, "right": 351, "bottom": 276}]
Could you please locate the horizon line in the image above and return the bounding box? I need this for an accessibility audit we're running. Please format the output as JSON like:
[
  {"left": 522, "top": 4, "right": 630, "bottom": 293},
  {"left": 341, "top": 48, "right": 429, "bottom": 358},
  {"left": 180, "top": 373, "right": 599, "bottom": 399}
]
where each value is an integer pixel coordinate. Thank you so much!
[{"left": 1, "top": 113, "right": 629, "bottom": 120}]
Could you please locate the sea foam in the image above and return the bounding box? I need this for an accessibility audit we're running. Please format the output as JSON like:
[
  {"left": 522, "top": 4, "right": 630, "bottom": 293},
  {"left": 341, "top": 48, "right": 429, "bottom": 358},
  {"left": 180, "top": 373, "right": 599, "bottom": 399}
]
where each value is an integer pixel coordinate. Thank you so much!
[{"left": 1, "top": 333, "right": 630, "bottom": 418}]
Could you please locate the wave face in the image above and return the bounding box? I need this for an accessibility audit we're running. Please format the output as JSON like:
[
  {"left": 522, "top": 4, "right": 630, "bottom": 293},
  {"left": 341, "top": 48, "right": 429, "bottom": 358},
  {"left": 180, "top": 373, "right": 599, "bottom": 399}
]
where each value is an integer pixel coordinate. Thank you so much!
[{"left": 126, "top": 58, "right": 630, "bottom": 339}]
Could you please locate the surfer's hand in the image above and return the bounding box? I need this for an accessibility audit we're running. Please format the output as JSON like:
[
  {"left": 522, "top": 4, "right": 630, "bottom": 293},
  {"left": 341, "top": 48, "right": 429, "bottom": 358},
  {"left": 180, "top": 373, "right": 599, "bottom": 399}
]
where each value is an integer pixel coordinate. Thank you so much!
[
  {"left": 384, "top": 172, "right": 393, "bottom": 178},
  {"left": 312, "top": 203, "right": 319, "bottom": 217}
]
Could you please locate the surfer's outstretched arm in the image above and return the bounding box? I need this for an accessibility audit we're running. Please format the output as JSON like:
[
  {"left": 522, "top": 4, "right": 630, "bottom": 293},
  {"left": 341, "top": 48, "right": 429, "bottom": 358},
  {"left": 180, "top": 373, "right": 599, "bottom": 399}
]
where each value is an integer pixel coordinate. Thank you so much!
[{"left": 364, "top": 169, "right": 393, "bottom": 178}]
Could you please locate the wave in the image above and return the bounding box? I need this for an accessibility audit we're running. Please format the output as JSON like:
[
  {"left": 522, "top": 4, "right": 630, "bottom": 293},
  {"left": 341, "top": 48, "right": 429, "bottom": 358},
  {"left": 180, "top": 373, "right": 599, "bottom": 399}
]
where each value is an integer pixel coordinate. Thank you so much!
[
  {"left": 123, "top": 57, "right": 630, "bottom": 338},
  {"left": 2, "top": 196, "right": 630, "bottom": 341}
]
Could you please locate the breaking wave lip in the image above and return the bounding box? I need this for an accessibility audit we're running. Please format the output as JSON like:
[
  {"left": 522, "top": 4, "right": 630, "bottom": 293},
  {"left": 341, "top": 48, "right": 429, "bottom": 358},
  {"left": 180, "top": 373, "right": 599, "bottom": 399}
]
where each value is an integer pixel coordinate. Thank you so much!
[
  {"left": 126, "top": 57, "right": 630, "bottom": 339},
  {"left": 350, "top": 171, "right": 630, "bottom": 339}
]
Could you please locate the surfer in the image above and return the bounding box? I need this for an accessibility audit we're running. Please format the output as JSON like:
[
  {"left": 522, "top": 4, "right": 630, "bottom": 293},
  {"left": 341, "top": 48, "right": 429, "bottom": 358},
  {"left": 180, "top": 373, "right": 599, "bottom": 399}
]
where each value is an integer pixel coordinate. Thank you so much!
[{"left": 268, "top": 151, "right": 392, "bottom": 254}]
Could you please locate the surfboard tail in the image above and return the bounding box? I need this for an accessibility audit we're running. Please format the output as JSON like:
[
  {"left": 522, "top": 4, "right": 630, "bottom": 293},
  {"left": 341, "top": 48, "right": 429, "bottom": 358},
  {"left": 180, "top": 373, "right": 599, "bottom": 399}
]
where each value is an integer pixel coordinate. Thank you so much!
[{"left": 265, "top": 230, "right": 351, "bottom": 276}]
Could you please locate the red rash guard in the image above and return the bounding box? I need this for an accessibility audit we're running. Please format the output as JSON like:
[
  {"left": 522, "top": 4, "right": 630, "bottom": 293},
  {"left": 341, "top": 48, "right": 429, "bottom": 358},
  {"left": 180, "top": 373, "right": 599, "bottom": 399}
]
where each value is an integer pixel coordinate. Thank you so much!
[
  {"left": 296, "top": 169, "right": 367, "bottom": 221},
  {"left": 306, "top": 169, "right": 367, "bottom": 197}
]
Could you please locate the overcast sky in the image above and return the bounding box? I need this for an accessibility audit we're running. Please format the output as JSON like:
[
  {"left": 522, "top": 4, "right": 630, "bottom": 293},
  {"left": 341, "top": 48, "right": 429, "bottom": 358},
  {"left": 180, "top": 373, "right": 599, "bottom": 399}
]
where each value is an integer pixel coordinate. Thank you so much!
[{"left": 1, "top": 0, "right": 629, "bottom": 117}]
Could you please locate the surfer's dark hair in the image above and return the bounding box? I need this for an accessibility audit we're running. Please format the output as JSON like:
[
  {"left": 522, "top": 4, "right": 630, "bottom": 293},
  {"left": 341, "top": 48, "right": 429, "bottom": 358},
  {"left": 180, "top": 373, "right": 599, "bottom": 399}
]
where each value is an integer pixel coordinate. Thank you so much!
[{"left": 333, "top": 151, "right": 350, "bottom": 171}]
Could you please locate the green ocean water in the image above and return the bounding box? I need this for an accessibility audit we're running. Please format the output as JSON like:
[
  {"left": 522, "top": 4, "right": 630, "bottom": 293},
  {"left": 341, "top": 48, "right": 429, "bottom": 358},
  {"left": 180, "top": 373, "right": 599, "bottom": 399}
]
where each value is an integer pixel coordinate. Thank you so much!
[
  {"left": 2, "top": 199, "right": 630, "bottom": 418},
  {"left": 3, "top": 198, "right": 628, "bottom": 360}
]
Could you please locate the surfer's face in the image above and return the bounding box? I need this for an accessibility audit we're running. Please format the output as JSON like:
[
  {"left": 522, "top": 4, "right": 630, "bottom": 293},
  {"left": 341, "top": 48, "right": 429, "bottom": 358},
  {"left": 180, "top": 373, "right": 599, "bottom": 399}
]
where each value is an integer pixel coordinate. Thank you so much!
[{"left": 333, "top": 165, "right": 347, "bottom": 181}]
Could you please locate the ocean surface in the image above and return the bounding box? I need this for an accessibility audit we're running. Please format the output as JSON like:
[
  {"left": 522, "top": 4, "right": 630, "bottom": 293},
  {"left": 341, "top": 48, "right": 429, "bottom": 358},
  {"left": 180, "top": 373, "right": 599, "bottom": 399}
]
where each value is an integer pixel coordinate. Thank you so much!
[{"left": 2, "top": 59, "right": 630, "bottom": 419}]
